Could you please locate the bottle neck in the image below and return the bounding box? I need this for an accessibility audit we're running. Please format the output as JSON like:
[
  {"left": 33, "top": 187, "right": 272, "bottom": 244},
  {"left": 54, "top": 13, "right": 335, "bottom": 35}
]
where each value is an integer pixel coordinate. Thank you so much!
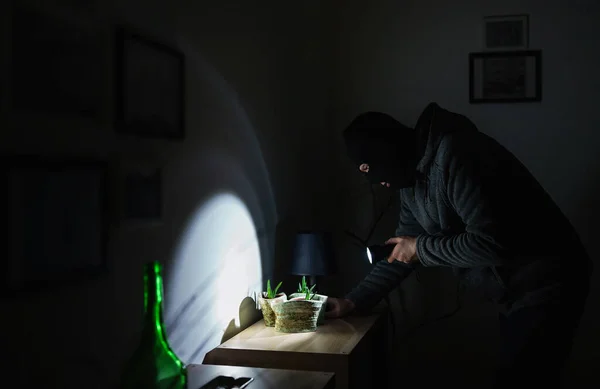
[
  {"left": 143, "top": 262, "right": 184, "bottom": 369},
  {"left": 144, "top": 262, "right": 163, "bottom": 319}
]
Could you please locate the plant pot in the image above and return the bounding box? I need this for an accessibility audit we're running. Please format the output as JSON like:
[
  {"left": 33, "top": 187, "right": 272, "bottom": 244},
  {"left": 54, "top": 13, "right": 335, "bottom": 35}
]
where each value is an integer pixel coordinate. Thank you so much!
[
  {"left": 259, "top": 292, "right": 287, "bottom": 327},
  {"left": 271, "top": 298, "right": 324, "bottom": 333},
  {"left": 289, "top": 293, "right": 328, "bottom": 325}
]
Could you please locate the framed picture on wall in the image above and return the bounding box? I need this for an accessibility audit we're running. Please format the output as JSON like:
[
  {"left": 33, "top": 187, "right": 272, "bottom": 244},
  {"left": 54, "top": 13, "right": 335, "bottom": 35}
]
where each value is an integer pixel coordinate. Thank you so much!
[
  {"left": 483, "top": 14, "right": 529, "bottom": 50},
  {"left": 469, "top": 50, "right": 542, "bottom": 103},
  {"left": 1, "top": 155, "right": 109, "bottom": 292},
  {"left": 115, "top": 28, "right": 185, "bottom": 139}
]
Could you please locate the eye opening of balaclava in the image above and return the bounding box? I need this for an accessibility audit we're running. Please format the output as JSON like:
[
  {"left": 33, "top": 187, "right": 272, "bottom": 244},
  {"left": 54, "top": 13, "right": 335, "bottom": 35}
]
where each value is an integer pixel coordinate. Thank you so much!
[{"left": 343, "top": 111, "right": 417, "bottom": 189}]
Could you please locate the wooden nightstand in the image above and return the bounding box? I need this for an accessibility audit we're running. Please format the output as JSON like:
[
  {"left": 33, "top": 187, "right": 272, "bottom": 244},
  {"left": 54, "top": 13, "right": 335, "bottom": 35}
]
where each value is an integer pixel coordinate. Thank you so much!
[{"left": 203, "top": 307, "right": 389, "bottom": 389}]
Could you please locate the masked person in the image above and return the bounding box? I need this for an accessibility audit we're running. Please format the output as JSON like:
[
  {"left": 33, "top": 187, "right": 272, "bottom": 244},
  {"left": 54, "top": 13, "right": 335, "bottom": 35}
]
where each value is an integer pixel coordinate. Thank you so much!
[{"left": 326, "top": 103, "right": 592, "bottom": 388}]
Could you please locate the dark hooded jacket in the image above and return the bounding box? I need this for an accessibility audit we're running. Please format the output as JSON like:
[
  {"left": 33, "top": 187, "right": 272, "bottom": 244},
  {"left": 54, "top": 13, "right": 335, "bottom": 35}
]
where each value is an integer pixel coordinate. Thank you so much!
[{"left": 345, "top": 103, "right": 592, "bottom": 313}]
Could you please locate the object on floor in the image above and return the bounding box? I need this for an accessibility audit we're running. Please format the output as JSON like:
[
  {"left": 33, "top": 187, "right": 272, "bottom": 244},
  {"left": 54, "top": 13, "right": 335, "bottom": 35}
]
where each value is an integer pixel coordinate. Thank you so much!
[{"left": 187, "top": 364, "right": 334, "bottom": 389}]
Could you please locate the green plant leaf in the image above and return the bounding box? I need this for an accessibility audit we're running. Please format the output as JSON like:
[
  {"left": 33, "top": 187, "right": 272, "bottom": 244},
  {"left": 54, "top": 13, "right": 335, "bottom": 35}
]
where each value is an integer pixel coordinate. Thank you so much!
[
  {"left": 266, "top": 279, "right": 272, "bottom": 298},
  {"left": 274, "top": 281, "right": 282, "bottom": 296},
  {"left": 306, "top": 290, "right": 315, "bottom": 300},
  {"left": 266, "top": 279, "right": 282, "bottom": 299}
]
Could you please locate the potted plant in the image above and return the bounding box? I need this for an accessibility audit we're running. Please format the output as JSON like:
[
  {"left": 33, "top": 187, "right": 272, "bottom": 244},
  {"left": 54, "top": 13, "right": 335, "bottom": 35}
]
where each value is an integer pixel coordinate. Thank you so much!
[
  {"left": 271, "top": 286, "right": 324, "bottom": 333},
  {"left": 258, "top": 279, "right": 286, "bottom": 327},
  {"left": 289, "top": 276, "right": 328, "bottom": 325}
]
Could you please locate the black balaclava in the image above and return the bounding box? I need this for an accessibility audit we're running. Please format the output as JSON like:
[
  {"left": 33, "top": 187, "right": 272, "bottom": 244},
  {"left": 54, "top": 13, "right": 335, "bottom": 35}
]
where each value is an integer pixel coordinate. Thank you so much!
[{"left": 343, "top": 111, "right": 418, "bottom": 189}]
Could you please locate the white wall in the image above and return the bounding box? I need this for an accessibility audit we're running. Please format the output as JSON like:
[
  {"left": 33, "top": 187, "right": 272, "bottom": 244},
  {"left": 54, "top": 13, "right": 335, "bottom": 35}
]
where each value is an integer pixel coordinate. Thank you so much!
[
  {"left": 332, "top": 0, "right": 600, "bottom": 385},
  {"left": 1, "top": 0, "right": 335, "bottom": 387}
]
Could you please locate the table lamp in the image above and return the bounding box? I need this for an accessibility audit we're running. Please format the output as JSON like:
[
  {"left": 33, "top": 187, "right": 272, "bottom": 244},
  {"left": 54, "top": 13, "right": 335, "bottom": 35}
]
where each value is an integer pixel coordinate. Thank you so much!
[{"left": 290, "top": 231, "right": 336, "bottom": 287}]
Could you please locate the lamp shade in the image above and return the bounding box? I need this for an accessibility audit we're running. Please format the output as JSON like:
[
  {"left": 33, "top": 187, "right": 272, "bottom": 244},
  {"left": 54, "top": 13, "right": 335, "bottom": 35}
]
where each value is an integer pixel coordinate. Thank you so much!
[{"left": 290, "top": 231, "right": 336, "bottom": 276}]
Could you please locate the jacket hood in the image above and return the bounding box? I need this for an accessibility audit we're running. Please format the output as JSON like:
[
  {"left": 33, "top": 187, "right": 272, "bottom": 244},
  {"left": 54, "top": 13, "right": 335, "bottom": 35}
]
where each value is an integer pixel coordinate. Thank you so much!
[
  {"left": 343, "top": 103, "right": 478, "bottom": 189},
  {"left": 415, "top": 102, "right": 479, "bottom": 174}
]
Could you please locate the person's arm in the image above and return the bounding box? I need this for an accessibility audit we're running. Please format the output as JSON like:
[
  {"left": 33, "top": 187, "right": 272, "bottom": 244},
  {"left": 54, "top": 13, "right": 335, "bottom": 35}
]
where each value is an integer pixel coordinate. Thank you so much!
[
  {"left": 416, "top": 136, "right": 510, "bottom": 268},
  {"left": 395, "top": 194, "right": 426, "bottom": 237},
  {"left": 345, "top": 196, "right": 424, "bottom": 312}
]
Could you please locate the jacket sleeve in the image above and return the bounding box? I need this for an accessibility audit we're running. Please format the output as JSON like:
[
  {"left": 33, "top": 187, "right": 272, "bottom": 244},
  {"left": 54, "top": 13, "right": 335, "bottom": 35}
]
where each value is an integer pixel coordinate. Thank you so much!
[
  {"left": 396, "top": 193, "right": 426, "bottom": 237},
  {"left": 415, "top": 137, "right": 510, "bottom": 268},
  {"left": 345, "top": 196, "right": 422, "bottom": 312}
]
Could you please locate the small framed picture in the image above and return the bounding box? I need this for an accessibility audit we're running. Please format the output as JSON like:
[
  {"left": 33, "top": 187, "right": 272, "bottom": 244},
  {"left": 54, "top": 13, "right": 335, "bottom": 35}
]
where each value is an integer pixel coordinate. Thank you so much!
[
  {"left": 469, "top": 50, "right": 542, "bottom": 104},
  {"left": 483, "top": 14, "right": 529, "bottom": 50},
  {"left": 115, "top": 28, "right": 185, "bottom": 139}
]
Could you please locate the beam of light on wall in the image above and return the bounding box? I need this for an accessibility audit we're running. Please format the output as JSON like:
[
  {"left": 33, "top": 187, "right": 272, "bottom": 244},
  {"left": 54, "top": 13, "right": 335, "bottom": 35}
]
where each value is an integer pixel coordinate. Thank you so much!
[
  {"left": 165, "top": 192, "right": 262, "bottom": 364},
  {"left": 157, "top": 35, "right": 279, "bottom": 365},
  {"left": 175, "top": 37, "right": 279, "bottom": 232}
]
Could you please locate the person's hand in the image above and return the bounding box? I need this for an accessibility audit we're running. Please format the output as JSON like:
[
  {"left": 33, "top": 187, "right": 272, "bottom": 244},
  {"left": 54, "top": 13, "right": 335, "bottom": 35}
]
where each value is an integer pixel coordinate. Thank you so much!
[
  {"left": 325, "top": 297, "right": 355, "bottom": 319},
  {"left": 385, "top": 236, "right": 418, "bottom": 264}
]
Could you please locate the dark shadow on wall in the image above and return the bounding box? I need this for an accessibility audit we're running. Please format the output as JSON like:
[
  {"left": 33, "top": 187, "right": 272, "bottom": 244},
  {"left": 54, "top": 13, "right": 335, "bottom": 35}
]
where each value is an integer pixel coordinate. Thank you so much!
[
  {"left": 564, "top": 162, "right": 600, "bottom": 385},
  {"left": 570, "top": 164, "right": 600, "bottom": 273},
  {"left": 220, "top": 296, "right": 261, "bottom": 344},
  {"left": 271, "top": 218, "right": 295, "bottom": 295}
]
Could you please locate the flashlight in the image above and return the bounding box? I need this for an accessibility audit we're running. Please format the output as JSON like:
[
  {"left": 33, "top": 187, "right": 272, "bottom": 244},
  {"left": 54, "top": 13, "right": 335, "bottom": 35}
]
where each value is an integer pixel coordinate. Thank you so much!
[
  {"left": 366, "top": 244, "right": 395, "bottom": 265},
  {"left": 366, "top": 244, "right": 417, "bottom": 269}
]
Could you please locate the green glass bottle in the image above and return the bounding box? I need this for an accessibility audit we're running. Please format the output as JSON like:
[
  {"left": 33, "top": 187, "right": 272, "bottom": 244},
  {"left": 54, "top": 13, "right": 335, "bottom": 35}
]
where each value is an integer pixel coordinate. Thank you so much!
[{"left": 119, "top": 261, "right": 186, "bottom": 389}]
